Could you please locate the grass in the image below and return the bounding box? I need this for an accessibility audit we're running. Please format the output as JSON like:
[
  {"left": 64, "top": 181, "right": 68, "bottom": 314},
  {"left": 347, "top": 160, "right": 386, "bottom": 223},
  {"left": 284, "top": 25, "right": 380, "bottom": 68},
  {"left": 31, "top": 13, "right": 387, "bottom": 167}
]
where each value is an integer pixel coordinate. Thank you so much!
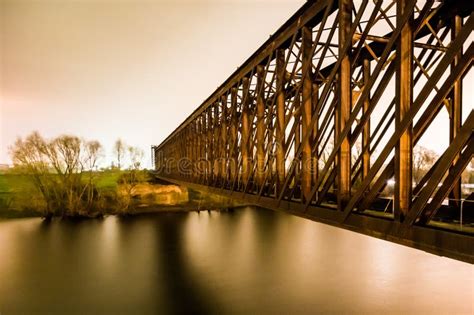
[
  {"left": 95, "top": 170, "right": 122, "bottom": 190},
  {"left": 0, "top": 171, "right": 123, "bottom": 218},
  {"left": 1, "top": 173, "right": 36, "bottom": 193},
  {"left": 0, "top": 171, "right": 121, "bottom": 192},
  {"left": 0, "top": 173, "right": 43, "bottom": 218},
  {"left": 0, "top": 170, "right": 244, "bottom": 218},
  {"left": 0, "top": 173, "right": 10, "bottom": 192}
]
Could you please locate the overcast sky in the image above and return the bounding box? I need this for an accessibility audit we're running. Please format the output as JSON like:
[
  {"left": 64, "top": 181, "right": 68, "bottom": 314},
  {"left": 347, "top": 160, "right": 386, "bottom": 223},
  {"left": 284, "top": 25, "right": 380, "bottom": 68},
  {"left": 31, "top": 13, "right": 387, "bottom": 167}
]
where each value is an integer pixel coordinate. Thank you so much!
[
  {"left": 0, "top": 0, "right": 304, "bottom": 167},
  {"left": 1, "top": 0, "right": 472, "bottom": 168}
]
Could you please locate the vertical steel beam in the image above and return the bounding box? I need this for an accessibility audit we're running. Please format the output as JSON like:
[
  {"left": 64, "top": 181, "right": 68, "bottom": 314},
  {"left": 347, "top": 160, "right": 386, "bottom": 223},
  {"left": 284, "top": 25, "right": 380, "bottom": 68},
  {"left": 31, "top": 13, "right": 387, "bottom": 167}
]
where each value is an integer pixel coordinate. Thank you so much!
[
  {"left": 256, "top": 65, "right": 266, "bottom": 186},
  {"left": 241, "top": 78, "right": 251, "bottom": 184},
  {"left": 362, "top": 58, "right": 371, "bottom": 181},
  {"left": 395, "top": 0, "right": 413, "bottom": 221},
  {"left": 214, "top": 104, "right": 220, "bottom": 182},
  {"left": 302, "top": 26, "right": 313, "bottom": 202},
  {"left": 337, "top": 0, "right": 352, "bottom": 209},
  {"left": 184, "top": 128, "right": 189, "bottom": 178},
  {"left": 276, "top": 49, "right": 287, "bottom": 195},
  {"left": 294, "top": 95, "right": 301, "bottom": 181},
  {"left": 202, "top": 114, "right": 207, "bottom": 182},
  {"left": 207, "top": 108, "right": 213, "bottom": 184},
  {"left": 221, "top": 95, "right": 228, "bottom": 183},
  {"left": 230, "top": 87, "right": 238, "bottom": 183},
  {"left": 312, "top": 83, "right": 319, "bottom": 187},
  {"left": 193, "top": 123, "right": 197, "bottom": 178},
  {"left": 191, "top": 121, "right": 196, "bottom": 180},
  {"left": 197, "top": 116, "right": 203, "bottom": 181},
  {"left": 449, "top": 15, "right": 463, "bottom": 207}
]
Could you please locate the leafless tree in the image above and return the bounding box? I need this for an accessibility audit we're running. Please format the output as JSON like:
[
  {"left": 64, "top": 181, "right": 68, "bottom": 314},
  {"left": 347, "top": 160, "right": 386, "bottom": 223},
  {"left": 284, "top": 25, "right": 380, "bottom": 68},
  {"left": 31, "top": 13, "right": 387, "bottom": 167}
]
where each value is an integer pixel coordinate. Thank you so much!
[
  {"left": 413, "top": 146, "right": 438, "bottom": 186},
  {"left": 82, "top": 140, "right": 103, "bottom": 208},
  {"left": 114, "top": 139, "right": 126, "bottom": 170},
  {"left": 10, "top": 132, "right": 55, "bottom": 215},
  {"left": 119, "top": 146, "right": 146, "bottom": 211},
  {"left": 10, "top": 132, "right": 104, "bottom": 217}
]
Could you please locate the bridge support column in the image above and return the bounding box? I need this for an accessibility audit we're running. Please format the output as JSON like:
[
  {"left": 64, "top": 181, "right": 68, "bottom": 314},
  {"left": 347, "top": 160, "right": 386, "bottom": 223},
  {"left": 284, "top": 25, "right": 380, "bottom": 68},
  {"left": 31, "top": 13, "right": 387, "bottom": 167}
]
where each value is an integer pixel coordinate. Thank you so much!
[
  {"left": 196, "top": 117, "right": 201, "bottom": 181},
  {"left": 312, "top": 83, "right": 319, "bottom": 188},
  {"left": 207, "top": 108, "right": 213, "bottom": 184},
  {"left": 241, "top": 77, "right": 251, "bottom": 186},
  {"left": 230, "top": 87, "right": 238, "bottom": 185},
  {"left": 221, "top": 95, "right": 228, "bottom": 184},
  {"left": 449, "top": 15, "right": 462, "bottom": 208},
  {"left": 362, "top": 58, "right": 371, "bottom": 182},
  {"left": 184, "top": 128, "right": 189, "bottom": 179},
  {"left": 191, "top": 121, "right": 196, "bottom": 180},
  {"left": 200, "top": 114, "right": 205, "bottom": 182},
  {"left": 395, "top": 0, "right": 413, "bottom": 221},
  {"left": 256, "top": 65, "right": 266, "bottom": 187},
  {"left": 200, "top": 115, "right": 206, "bottom": 182},
  {"left": 187, "top": 127, "right": 191, "bottom": 177},
  {"left": 294, "top": 95, "right": 301, "bottom": 181},
  {"left": 276, "top": 49, "right": 286, "bottom": 195},
  {"left": 302, "top": 26, "right": 313, "bottom": 203},
  {"left": 213, "top": 104, "right": 220, "bottom": 184},
  {"left": 337, "top": 0, "right": 352, "bottom": 209}
]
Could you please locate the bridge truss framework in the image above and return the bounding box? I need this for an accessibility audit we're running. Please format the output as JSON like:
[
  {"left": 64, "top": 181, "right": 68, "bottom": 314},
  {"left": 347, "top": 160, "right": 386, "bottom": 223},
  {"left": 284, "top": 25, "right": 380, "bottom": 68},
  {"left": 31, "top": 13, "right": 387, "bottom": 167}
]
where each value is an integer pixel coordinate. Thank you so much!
[{"left": 153, "top": 0, "right": 474, "bottom": 262}]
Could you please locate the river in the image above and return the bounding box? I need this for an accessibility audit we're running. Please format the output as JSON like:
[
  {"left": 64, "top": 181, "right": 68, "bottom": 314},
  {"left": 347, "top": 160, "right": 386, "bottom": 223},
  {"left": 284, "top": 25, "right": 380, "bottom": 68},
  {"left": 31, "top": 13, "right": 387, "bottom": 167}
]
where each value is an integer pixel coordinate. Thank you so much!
[{"left": 0, "top": 207, "right": 472, "bottom": 314}]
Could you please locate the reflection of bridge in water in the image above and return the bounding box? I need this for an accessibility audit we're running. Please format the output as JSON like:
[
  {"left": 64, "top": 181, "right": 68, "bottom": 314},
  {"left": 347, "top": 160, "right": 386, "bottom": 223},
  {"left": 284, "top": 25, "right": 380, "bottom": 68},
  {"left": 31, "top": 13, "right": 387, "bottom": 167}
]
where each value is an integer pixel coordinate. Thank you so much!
[{"left": 152, "top": 0, "right": 474, "bottom": 263}]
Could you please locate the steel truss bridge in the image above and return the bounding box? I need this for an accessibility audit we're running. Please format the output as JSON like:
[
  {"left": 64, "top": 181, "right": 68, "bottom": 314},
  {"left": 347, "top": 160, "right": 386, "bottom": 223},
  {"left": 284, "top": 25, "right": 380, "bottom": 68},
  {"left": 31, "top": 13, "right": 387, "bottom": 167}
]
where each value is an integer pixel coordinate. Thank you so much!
[{"left": 153, "top": 0, "right": 474, "bottom": 262}]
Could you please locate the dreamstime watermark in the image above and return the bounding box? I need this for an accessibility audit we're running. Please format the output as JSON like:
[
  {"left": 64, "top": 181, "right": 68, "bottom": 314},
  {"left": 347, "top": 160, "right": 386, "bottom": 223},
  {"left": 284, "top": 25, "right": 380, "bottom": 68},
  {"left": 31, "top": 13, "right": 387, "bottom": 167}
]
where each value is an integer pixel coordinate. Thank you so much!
[{"left": 152, "top": 149, "right": 321, "bottom": 177}]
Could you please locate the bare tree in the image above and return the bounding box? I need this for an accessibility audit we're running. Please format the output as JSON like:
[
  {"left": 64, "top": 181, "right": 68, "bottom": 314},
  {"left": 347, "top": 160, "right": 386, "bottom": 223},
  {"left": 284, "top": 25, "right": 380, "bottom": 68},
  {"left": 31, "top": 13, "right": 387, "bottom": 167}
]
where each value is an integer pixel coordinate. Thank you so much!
[
  {"left": 413, "top": 146, "right": 438, "bottom": 186},
  {"left": 119, "top": 146, "right": 146, "bottom": 211},
  {"left": 10, "top": 132, "right": 104, "bottom": 217},
  {"left": 114, "top": 139, "right": 126, "bottom": 170},
  {"left": 128, "top": 146, "right": 144, "bottom": 170},
  {"left": 319, "top": 135, "right": 334, "bottom": 171},
  {"left": 45, "top": 135, "right": 85, "bottom": 215},
  {"left": 10, "top": 132, "right": 55, "bottom": 216},
  {"left": 82, "top": 141, "right": 103, "bottom": 208}
]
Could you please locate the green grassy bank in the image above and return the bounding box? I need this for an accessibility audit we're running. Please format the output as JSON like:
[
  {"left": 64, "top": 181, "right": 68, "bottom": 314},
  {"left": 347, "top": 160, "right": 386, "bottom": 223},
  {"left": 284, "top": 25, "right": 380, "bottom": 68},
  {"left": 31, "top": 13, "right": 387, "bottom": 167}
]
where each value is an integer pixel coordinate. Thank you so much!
[{"left": 0, "top": 170, "right": 244, "bottom": 219}]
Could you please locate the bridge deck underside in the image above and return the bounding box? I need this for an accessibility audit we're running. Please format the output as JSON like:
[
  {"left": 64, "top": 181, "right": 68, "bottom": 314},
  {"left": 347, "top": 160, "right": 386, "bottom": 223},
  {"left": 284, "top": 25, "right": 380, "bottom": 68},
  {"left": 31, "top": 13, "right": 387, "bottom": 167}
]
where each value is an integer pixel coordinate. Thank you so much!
[
  {"left": 154, "top": 174, "right": 474, "bottom": 263},
  {"left": 153, "top": 0, "right": 474, "bottom": 262}
]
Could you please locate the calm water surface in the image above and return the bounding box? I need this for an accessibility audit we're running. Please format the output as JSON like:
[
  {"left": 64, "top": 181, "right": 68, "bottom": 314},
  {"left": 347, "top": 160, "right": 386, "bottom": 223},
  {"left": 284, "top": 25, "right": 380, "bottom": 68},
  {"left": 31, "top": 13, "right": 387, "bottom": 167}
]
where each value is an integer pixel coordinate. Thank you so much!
[{"left": 0, "top": 207, "right": 472, "bottom": 314}]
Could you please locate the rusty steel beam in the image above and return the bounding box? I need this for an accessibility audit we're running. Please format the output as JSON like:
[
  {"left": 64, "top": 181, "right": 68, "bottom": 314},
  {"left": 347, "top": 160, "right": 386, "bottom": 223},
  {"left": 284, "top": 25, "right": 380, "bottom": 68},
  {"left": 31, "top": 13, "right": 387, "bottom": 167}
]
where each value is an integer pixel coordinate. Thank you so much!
[
  {"left": 362, "top": 59, "right": 371, "bottom": 182},
  {"left": 220, "top": 95, "right": 227, "bottom": 183},
  {"left": 213, "top": 104, "right": 220, "bottom": 182},
  {"left": 276, "top": 49, "right": 286, "bottom": 195},
  {"left": 337, "top": 0, "right": 352, "bottom": 210},
  {"left": 312, "top": 82, "right": 319, "bottom": 188},
  {"left": 422, "top": 140, "right": 473, "bottom": 224},
  {"left": 302, "top": 26, "right": 313, "bottom": 203},
  {"left": 405, "top": 112, "right": 474, "bottom": 226},
  {"left": 449, "top": 14, "right": 463, "bottom": 208},
  {"left": 207, "top": 107, "right": 213, "bottom": 184},
  {"left": 153, "top": 0, "right": 474, "bottom": 261},
  {"left": 230, "top": 88, "right": 238, "bottom": 183},
  {"left": 344, "top": 31, "right": 474, "bottom": 222},
  {"left": 256, "top": 65, "right": 266, "bottom": 186},
  {"left": 394, "top": 0, "right": 414, "bottom": 222},
  {"left": 241, "top": 77, "right": 251, "bottom": 185}
]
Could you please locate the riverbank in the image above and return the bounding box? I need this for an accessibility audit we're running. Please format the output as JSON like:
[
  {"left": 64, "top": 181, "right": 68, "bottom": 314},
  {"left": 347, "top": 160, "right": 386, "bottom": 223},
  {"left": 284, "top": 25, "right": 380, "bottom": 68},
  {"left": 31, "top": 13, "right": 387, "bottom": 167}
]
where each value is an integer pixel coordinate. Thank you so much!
[{"left": 0, "top": 170, "right": 245, "bottom": 219}]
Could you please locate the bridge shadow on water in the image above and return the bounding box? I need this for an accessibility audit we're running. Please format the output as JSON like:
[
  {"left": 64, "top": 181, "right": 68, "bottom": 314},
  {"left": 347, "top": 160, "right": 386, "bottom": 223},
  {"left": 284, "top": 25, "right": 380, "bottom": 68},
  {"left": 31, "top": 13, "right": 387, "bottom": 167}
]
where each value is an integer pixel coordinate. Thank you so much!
[{"left": 150, "top": 213, "right": 222, "bottom": 314}]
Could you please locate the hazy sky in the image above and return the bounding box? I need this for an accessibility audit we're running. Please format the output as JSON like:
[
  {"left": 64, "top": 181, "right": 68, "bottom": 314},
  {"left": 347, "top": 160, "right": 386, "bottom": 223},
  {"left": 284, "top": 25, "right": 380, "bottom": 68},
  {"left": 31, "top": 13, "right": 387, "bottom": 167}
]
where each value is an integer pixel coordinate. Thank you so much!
[
  {"left": 0, "top": 0, "right": 305, "bottom": 167},
  {"left": 1, "top": 0, "right": 472, "bottom": 168}
]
